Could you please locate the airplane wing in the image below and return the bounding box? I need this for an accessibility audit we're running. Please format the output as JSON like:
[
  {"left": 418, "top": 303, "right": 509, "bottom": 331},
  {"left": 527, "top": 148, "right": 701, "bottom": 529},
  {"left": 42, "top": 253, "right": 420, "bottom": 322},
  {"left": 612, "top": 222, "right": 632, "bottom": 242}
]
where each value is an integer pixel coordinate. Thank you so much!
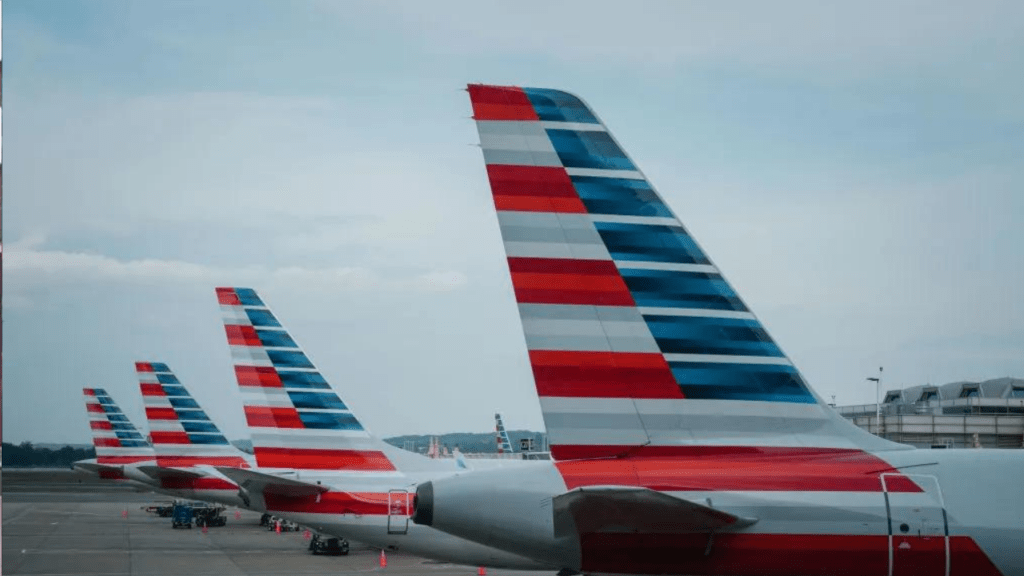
[
  {"left": 552, "top": 486, "right": 756, "bottom": 538},
  {"left": 136, "top": 465, "right": 205, "bottom": 481},
  {"left": 215, "top": 466, "right": 329, "bottom": 498}
]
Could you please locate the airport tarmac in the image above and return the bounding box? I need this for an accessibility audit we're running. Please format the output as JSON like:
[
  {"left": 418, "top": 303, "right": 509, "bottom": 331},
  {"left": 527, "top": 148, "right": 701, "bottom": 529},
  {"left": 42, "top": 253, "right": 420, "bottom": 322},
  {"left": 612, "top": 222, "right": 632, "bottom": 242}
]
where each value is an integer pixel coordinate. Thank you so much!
[{"left": 2, "top": 470, "right": 553, "bottom": 576}]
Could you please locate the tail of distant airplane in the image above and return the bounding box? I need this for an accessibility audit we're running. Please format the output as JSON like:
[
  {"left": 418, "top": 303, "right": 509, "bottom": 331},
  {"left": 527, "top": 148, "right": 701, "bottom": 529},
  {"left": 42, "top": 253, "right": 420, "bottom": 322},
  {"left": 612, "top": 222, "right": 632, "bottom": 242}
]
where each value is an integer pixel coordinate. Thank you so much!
[
  {"left": 495, "top": 413, "right": 513, "bottom": 454},
  {"left": 467, "top": 85, "right": 903, "bottom": 461},
  {"left": 136, "top": 362, "right": 250, "bottom": 468},
  {"left": 82, "top": 387, "right": 155, "bottom": 466},
  {"left": 216, "top": 287, "right": 413, "bottom": 472}
]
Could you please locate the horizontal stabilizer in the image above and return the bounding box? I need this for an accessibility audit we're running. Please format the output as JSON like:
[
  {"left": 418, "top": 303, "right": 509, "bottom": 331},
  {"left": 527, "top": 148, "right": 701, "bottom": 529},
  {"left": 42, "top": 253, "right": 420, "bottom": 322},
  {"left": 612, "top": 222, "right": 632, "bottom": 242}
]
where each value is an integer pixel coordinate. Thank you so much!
[
  {"left": 136, "top": 465, "right": 205, "bottom": 481},
  {"left": 72, "top": 461, "right": 123, "bottom": 476},
  {"left": 552, "top": 486, "right": 756, "bottom": 538},
  {"left": 216, "top": 466, "right": 329, "bottom": 498}
]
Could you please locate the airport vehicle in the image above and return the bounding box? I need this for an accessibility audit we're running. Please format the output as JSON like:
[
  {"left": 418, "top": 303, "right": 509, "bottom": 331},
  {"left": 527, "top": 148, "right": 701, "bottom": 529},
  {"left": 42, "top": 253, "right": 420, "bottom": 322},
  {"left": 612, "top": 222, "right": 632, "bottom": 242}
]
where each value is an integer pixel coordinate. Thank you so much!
[
  {"left": 141, "top": 502, "right": 175, "bottom": 517},
  {"left": 171, "top": 503, "right": 193, "bottom": 529},
  {"left": 409, "top": 85, "right": 1024, "bottom": 576},
  {"left": 194, "top": 504, "right": 227, "bottom": 528},
  {"left": 214, "top": 286, "right": 551, "bottom": 570},
  {"left": 136, "top": 361, "right": 253, "bottom": 508},
  {"left": 310, "top": 534, "right": 350, "bottom": 556}
]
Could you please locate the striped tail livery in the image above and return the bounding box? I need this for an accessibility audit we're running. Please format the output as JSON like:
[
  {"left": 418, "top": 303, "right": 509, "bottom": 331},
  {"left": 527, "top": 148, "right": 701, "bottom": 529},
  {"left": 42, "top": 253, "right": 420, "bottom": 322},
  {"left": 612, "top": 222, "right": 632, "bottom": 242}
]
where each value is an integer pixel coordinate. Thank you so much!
[
  {"left": 137, "top": 361, "right": 251, "bottom": 468},
  {"left": 408, "top": 85, "right": 1024, "bottom": 576},
  {"left": 216, "top": 287, "right": 397, "bottom": 472}
]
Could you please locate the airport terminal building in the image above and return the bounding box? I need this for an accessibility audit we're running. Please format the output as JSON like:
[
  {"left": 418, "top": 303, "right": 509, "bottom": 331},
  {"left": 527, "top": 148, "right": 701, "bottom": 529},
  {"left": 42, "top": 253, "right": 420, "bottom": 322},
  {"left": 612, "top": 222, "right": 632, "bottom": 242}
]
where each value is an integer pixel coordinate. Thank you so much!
[{"left": 838, "top": 377, "right": 1024, "bottom": 449}]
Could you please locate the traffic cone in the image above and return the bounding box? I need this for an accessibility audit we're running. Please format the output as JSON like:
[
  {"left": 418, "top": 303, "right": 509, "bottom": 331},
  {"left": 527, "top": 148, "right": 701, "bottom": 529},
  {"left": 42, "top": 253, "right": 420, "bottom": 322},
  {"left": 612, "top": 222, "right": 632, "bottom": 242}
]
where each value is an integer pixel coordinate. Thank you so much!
[
  {"left": 202, "top": 524, "right": 208, "bottom": 535},
  {"left": 122, "top": 509, "right": 128, "bottom": 519},
  {"left": 275, "top": 520, "right": 281, "bottom": 534},
  {"left": 303, "top": 530, "right": 311, "bottom": 539},
  {"left": 379, "top": 549, "right": 387, "bottom": 568},
  {"left": 234, "top": 510, "right": 241, "bottom": 520},
  {"left": 478, "top": 567, "right": 487, "bottom": 576}
]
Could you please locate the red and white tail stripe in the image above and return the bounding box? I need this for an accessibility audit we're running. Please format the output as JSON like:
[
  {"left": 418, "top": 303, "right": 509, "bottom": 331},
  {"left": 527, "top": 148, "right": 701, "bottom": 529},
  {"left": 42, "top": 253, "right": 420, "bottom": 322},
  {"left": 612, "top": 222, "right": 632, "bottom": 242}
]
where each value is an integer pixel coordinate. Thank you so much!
[
  {"left": 83, "top": 387, "right": 155, "bottom": 465},
  {"left": 216, "top": 287, "right": 397, "bottom": 472}
]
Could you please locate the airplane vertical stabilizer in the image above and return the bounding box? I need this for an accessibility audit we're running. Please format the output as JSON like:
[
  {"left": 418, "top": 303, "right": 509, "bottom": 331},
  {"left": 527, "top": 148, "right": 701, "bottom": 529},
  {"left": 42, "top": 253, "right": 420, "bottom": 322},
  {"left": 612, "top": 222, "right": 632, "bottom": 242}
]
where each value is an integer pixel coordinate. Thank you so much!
[
  {"left": 495, "top": 413, "right": 513, "bottom": 454},
  {"left": 467, "top": 85, "right": 905, "bottom": 460},
  {"left": 136, "top": 362, "right": 251, "bottom": 468},
  {"left": 83, "top": 387, "right": 155, "bottom": 466},
  {"left": 216, "top": 287, "right": 406, "bottom": 472}
]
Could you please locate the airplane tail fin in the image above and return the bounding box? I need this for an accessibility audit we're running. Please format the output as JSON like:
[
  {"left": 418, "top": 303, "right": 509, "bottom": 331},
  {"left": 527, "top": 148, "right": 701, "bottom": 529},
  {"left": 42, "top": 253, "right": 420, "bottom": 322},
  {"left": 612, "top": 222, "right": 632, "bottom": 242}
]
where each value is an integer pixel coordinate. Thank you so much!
[
  {"left": 82, "top": 388, "right": 154, "bottom": 465},
  {"left": 467, "top": 85, "right": 903, "bottom": 461},
  {"left": 216, "top": 287, "right": 401, "bottom": 472},
  {"left": 136, "top": 362, "right": 250, "bottom": 468},
  {"left": 495, "top": 413, "right": 513, "bottom": 454}
]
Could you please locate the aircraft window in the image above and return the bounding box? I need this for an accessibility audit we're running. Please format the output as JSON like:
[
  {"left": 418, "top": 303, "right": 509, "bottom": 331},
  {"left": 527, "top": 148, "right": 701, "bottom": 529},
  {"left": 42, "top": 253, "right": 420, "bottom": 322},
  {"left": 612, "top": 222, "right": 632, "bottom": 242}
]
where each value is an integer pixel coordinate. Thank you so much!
[
  {"left": 1009, "top": 387, "right": 1024, "bottom": 399},
  {"left": 919, "top": 391, "right": 938, "bottom": 402},
  {"left": 959, "top": 388, "right": 980, "bottom": 398}
]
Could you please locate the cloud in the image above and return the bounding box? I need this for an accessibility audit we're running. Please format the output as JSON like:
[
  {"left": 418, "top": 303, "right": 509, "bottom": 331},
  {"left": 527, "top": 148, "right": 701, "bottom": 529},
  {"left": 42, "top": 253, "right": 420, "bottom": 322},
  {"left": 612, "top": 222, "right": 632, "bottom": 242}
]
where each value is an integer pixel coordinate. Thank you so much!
[{"left": 4, "top": 243, "right": 468, "bottom": 297}]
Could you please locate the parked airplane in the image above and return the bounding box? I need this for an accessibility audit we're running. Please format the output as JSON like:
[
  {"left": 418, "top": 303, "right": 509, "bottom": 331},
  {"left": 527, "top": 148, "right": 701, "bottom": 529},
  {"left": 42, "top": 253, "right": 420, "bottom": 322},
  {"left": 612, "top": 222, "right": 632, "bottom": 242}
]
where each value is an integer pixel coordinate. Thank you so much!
[
  {"left": 212, "top": 286, "right": 552, "bottom": 569},
  {"left": 495, "top": 413, "right": 513, "bottom": 454},
  {"left": 410, "top": 85, "right": 1024, "bottom": 576},
  {"left": 74, "top": 387, "right": 157, "bottom": 487},
  {"left": 136, "top": 361, "right": 253, "bottom": 507}
]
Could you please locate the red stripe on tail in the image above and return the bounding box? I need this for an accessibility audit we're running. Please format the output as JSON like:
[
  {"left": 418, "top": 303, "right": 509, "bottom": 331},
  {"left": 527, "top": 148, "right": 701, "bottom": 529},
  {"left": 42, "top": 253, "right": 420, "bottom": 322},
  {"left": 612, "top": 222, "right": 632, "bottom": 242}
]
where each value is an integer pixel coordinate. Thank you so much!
[
  {"left": 487, "top": 165, "right": 585, "bottom": 213},
  {"left": 253, "top": 447, "right": 396, "bottom": 471},
  {"left": 508, "top": 257, "right": 635, "bottom": 306},
  {"left": 468, "top": 85, "right": 538, "bottom": 121},
  {"left": 216, "top": 287, "right": 241, "bottom": 305},
  {"left": 244, "top": 406, "right": 303, "bottom": 428},
  {"left": 554, "top": 446, "right": 923, "bottom": 493},
  {"left": 235, "top": 366, "right": 282, "bottom": 388},
  {"left": 530, "top": 350, "right": 682, "bottom": 399}
]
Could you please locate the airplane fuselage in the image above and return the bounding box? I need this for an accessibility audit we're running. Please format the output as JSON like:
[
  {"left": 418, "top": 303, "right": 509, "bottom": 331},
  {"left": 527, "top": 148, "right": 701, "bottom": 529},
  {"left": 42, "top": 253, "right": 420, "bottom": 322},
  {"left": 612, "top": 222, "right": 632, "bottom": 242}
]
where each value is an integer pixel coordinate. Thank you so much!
[{"left": 414, "top": 448, "right": 1024, "bottom": 576}]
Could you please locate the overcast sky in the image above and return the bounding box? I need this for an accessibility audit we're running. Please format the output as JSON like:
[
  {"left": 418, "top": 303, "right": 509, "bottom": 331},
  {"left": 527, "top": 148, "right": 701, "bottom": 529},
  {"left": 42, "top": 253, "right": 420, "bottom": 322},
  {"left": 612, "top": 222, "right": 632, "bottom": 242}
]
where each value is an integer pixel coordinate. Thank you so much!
[{"left": 4, "top": 1, "right": 1024, "bottom": 445}]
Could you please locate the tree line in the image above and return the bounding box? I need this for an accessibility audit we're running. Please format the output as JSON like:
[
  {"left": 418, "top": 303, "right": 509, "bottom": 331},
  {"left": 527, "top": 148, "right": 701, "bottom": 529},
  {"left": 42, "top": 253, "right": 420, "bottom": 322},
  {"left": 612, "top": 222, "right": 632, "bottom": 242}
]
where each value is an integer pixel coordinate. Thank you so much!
[{"left": 2, "top": 442, "right": 96, "bottom": 467}]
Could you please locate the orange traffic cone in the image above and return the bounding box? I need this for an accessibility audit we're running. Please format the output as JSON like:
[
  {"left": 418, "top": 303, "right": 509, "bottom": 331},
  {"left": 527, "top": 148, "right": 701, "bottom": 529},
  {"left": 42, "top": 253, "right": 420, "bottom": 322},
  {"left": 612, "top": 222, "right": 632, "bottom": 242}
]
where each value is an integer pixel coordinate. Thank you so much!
[
  {"left": 121, "top": 509, "right": 128, "bottom": 519},
  {"left": 478, "top": 567, "right": 487, "bottom": 576},
  {"left": 303, "top": 530, "right": 311, "bottom": 540},
  {"left": 234, "top": 510, "right": 241, "bottom": 520},
  {"left": 275, "top": 520, "right": 281, "bottom": 534},
  {"left": 379, "top": 549, "right": 387, "bottom": 568},
  {"left": 202, "top": 524, "right": 208, "bottom": 534}
]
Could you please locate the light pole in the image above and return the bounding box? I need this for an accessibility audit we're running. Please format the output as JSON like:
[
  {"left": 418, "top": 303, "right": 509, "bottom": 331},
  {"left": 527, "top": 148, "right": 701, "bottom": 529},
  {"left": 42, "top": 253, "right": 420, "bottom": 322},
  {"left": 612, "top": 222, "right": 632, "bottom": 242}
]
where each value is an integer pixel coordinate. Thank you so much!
[{"left": 867, "top": 367, "right": 883, "bottom": 435}]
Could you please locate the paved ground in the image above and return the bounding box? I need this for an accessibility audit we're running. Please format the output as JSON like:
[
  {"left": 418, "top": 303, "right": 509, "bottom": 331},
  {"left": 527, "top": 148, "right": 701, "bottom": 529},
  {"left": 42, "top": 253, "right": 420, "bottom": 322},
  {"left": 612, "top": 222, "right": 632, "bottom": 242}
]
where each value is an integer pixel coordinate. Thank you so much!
[{"left": 2, "top": 470, "right": 553, "bottom": 576}]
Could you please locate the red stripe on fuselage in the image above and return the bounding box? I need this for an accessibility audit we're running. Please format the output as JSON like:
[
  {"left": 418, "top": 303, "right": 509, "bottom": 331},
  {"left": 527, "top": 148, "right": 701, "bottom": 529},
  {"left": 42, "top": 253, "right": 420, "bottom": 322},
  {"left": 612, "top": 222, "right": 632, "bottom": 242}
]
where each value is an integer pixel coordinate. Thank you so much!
[
  {"left": 530, "top": 350, "right": 683, "bottom": 399},
  {"left": 86, "top": 403, "right": 105, "bottom": 413},
  {"left": 508, "top": 257, "right": 635, "bottom": 306},
  {"left": 487, "top": 165, "right": 585, "bottom": 213},
  {"left": 577, "top": 533, "right": 1002, "bottom": 576},
  {"left": 264, "top": 490, "right": 412, "bottom": 516},
  {"left": 553, "top": 446, "right": 922, "bottom": 492},
  {"left": 159, "top": 476, "right": 238, "bottom": 491},
  {"left": 468, "top": 85, "right": 539, "bottom": 121},
  {"left": 140, "top": 383, "right": 164, "bottom": 396},
  {"left": 94, "top": 438, "right": 122, "bottom": 447},
  {"left": 135, "top": 362, "right": 154, "bottom": 373},
  {"left": 155, "top": 456, "right": 249, "bottom": 468},
  {"left": 253, "top": 447, "right": 396, "bottom": 471},
  {"left": 96, "top": 455, "right": 153, "bottom": 464},
  {"left": 90, "top": 420, "right": 113, "bottom": 430}
]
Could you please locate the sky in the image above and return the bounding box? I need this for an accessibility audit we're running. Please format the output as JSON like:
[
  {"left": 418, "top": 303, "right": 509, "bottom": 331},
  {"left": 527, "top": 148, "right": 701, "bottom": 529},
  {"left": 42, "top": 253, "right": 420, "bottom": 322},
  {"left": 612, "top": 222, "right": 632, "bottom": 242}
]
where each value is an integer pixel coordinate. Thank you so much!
[{"left": 4, "top": 1, "right": 1024, "bottom": 445}]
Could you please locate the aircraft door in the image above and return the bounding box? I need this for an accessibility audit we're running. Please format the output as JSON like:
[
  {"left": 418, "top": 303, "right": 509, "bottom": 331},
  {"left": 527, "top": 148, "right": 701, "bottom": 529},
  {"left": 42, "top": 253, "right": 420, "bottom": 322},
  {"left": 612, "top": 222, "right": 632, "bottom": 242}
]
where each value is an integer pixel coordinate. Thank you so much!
[
  {"left": 882, "top": 474, "right": 948, "bottom": 576},
  {"left": 387, "top": 489, "right": 409, "bottom": 535}
]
